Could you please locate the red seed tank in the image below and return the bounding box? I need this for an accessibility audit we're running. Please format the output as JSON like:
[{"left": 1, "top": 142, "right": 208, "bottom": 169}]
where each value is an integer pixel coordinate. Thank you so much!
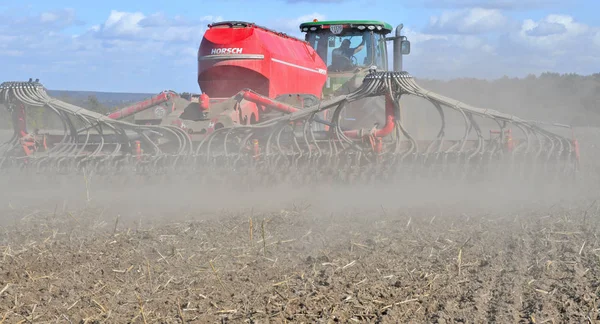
[{"left": 198, "top": 21, "right": 327, "bottom": 99}]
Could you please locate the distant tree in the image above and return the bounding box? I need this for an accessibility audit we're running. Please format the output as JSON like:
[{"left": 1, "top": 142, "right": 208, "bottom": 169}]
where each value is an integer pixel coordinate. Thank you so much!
[
  {"left": 180, "top": 92, "right": 192, "bottom": 100},
  {"left": 87, "top": 95, "right": 100, "bottom": 109},
  {"left": 27, "top": 107, "right": 45, "bottom": 130},
  {"left": 86, "top": 95, "right": 109, "bottom": 114}
]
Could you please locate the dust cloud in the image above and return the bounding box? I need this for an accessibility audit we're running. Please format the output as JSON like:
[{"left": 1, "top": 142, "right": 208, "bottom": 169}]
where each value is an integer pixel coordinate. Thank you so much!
[
  {"left": 0, "top": 157, "right": 597, "bottom": 226},
  {"left": 1, "top": 76, "right": 600, "bottom": 222}
]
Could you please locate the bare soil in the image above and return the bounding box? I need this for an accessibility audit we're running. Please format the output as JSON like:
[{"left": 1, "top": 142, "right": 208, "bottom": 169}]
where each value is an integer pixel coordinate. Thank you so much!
[{"left": 0, "top": 195, "right": 598, "bottom": 323}]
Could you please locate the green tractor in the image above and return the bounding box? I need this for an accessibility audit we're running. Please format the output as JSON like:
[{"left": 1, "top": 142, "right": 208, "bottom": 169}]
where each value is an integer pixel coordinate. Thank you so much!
[{"left": 299, "top": 19, "right": 411, "bottom": 129}]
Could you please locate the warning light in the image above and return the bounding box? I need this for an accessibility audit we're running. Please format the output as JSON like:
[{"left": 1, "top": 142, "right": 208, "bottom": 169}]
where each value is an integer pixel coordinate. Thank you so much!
[{"left": 313, "top": 19, "right": 318, "bottom": 22}]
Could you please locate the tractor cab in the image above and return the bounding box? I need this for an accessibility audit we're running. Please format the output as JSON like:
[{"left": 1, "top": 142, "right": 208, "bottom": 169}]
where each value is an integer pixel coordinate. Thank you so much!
[
  {"left": 300, "top": 20, "right": 410, "bottom": 96},
  {"left": 300, "top": 20, "right": 410, "bottom": 71},
  {"left": 302, "top": 21, "right": 390, "bottom": 72},
  {"left": 300, "top": 20, "right": 411, "bottom": 128}
]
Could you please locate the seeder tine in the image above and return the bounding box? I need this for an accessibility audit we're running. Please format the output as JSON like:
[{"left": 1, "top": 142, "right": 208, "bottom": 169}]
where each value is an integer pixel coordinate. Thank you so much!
[{"left": 0, "top": 70, "right": 579, "bottom": 187}]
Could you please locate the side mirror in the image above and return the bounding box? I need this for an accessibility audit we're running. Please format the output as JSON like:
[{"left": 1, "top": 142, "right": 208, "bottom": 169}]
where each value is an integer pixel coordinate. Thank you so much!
[{"left": 401, "top": 40, "right": 410, "bottom": 55}]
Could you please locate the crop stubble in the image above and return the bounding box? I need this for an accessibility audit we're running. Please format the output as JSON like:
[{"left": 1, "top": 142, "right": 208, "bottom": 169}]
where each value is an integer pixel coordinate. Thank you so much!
[{"left": 0, "top": 197, "right": 598, "bottom": 323}]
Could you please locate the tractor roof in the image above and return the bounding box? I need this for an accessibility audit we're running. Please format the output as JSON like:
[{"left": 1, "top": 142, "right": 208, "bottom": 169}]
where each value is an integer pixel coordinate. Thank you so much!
[{"left": 299, "top": 20, "right": 394, "bottom": 33}]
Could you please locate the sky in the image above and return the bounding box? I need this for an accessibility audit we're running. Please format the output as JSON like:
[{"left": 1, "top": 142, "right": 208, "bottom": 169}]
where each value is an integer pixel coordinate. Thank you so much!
[{"left": 0, "top": 0, "right": 598, "bottom": 93}]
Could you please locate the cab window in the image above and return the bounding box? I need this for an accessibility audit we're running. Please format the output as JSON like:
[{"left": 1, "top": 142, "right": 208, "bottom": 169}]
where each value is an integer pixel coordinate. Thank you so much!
[
  {"left": 373, "top": 33, "right": 386, "bottom": 70},
  {"left": 306, "top": 29, "right": 383, "bottom": 72}
]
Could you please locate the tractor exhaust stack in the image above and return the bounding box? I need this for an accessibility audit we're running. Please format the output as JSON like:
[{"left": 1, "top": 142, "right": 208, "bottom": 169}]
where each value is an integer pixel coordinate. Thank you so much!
[{"left": 391, "top": 23, "right": 410, "bottom": 72}]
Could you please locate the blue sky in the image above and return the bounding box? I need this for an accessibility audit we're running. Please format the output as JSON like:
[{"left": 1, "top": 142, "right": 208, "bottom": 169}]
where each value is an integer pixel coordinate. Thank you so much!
[{"left": 0, "top": 0, "right": 598, "bottom": 93}]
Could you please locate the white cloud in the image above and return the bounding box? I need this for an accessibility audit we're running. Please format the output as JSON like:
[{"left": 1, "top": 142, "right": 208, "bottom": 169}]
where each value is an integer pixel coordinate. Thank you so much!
[
  {"left": 87, "top": 10, "right": 223, "bottom": 44},
  {"left": 403, "top": 27, "right": 448, "bottom": 43},
  {"left": 103, "top": 10, "right": 145, "bottom": 36},
  {"left": 525, "top": 21, "right": 567, "bottom": 37},
  {"left": 0, "top": 8, "right": 82, "bottom": 33},
  {"left": 40, "top": 12, "right": 59, "bottom": 23},
  {"left": 513, "top": 15, "right": 592, "bottom": 53},
  {"left": 0, "top": 8, "right": 220, "bottom": 92},
  {"left": 415, "top": 0, "right": 562, "bottom": 10},
  {"left": 425, "top": 8, "right": 510, "bottom": 34},
  {"left": 396, "top": 31, "right": 500, "bottom": 76},
  {"left": 271, "top": 12, "right": 326, "bottom": 38},
  {"left": 403, "top": 13, "right": 599, "bottom": 79},
  {"left": 403, "top": 27, "right": 492, "bottom": 52},
  {"left": 594, "top": 31, "right": 600, "bottom": 48}
]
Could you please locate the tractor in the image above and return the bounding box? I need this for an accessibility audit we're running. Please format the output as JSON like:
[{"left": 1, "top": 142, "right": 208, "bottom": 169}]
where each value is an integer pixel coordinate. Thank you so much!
[{"left": 299, "top": 19, "right": 411, "bottom": 130}]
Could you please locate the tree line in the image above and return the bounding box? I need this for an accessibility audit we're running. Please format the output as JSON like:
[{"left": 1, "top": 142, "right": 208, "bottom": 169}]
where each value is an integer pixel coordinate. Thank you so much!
[{"left": 416, "top": 72, "right": 600, "bottom": 127}]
